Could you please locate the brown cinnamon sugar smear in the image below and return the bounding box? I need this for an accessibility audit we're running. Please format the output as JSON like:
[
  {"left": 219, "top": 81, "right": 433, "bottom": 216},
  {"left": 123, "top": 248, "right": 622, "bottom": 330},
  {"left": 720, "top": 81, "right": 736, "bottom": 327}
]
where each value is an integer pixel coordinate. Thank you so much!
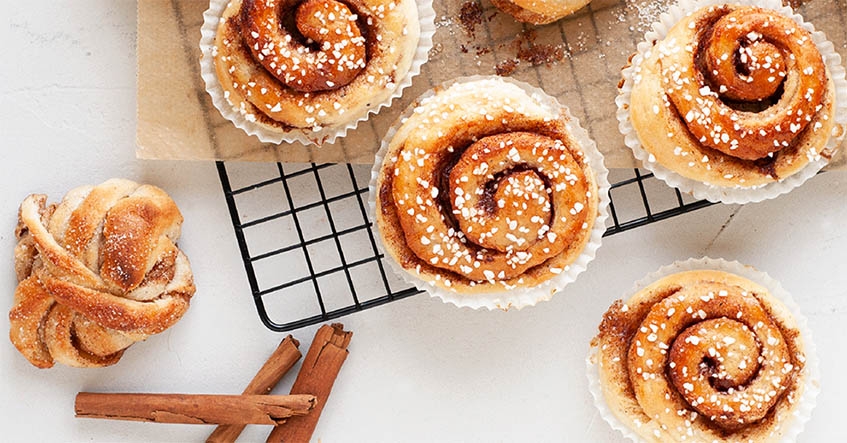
[
  {"left": 459, "top": 1, "right": 484, "bottom": 38},
  {"left": 515, "top": 31, "right": 566, "bottom": 66},
  {"left": 495, "top": 31, "right": 568, "bottom": 77},
  {"left": 454, "top": 7, "right": 567, "bottom": 76},
  {"left": 495, "top": 59, "right": 519, "bottom": 76}
]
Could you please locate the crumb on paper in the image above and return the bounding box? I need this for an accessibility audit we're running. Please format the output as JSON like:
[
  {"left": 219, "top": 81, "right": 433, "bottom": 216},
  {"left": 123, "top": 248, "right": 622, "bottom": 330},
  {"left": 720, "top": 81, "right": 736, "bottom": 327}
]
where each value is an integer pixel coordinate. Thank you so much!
[{"left": 459, "top": 1, "right": 484, "bottom": 38}]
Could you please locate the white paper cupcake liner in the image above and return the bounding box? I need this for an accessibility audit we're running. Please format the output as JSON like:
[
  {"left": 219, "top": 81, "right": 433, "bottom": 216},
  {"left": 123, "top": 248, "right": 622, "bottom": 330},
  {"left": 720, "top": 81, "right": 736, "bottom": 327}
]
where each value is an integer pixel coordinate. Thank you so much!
[
  {"left": 586, "top": 257, "right": 820, "bottom": 443},
  {"left": 617, "top": 0, "right": 847, "bottom": 204},
  {"left": 367, "top": 75, "right": 610, "bottom": 311},
  {"left": 199, "top": 0, "right": 435, "bottom": 146}
]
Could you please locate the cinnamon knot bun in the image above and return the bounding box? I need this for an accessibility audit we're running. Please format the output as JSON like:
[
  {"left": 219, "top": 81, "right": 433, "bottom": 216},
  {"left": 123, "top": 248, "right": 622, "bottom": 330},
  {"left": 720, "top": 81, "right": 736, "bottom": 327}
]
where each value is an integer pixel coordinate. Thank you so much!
[
  {"left": 490, "top": 0, "right": 591, "bottom": 25},
  {"left": 626, "top": 4, "right": 845, "bottom": 188},
  {"left": 212, "top": 0, "right": 421, "bottom": 141},
  {"left": 9, "top": 179, "right": 195, "bottom": 368},
  {"left": 374, "top": 78, "right": 604, "bottom": 297},
  {"left": 592, "top": 268, "right": 811, "bottom": 442}
]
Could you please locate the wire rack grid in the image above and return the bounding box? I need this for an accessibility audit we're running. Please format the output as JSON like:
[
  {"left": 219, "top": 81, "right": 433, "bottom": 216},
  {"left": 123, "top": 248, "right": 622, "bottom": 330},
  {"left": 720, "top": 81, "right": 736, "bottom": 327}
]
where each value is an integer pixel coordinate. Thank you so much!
[{"left": 217, "top": 162, "right": 715, "bottom": 332}]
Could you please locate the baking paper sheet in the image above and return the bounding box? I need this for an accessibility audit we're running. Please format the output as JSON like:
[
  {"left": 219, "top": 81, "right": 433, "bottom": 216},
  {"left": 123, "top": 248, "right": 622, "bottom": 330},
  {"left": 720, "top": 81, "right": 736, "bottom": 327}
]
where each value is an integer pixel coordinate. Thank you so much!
[{"left": 136, "top": 0, "right": 847, "bottom": 166}]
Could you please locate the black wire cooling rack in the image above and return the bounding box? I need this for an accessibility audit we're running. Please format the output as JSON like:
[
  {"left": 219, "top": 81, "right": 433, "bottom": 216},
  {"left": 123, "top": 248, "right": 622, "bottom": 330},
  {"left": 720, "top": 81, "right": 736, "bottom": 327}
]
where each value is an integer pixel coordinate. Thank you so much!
[{"left": 217, "top": 162, "right": 714, "bottom": 331}]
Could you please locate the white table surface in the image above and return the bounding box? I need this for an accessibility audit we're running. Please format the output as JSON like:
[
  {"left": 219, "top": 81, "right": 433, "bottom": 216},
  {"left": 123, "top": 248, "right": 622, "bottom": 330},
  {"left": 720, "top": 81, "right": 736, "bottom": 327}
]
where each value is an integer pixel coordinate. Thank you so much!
[{"left": 2, "top": 1, "right": 846, "bottom": 442}]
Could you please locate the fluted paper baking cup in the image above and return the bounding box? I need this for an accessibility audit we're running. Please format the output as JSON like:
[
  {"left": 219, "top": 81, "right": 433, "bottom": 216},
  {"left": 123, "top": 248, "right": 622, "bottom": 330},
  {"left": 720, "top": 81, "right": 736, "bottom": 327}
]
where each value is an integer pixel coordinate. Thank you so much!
[
  {"left": 586, "top": 257, "right": 820, "bottom": 442},
  {"left": 199, "top": 0, "right": 435, "bottom": 146},
  {"left": 617, "top": 0, "right": 847, "bottom": 204},
  {"left": 368, "top": 75, "right": 610, "bottom": 311}
]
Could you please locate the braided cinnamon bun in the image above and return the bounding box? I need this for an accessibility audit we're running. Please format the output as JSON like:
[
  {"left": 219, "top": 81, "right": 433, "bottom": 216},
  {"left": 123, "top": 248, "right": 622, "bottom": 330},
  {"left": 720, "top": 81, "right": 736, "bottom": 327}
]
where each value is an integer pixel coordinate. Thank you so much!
[
  {"left": 591, "top": 266, "right": 812, "bottom": 442},
  {"left": 210, "top": 0, "right": 422, "bottom": 142},
  {"left": 489, "top": 0, "right": 591, "bottom": 25},
  {"left": 624, "top": 3, "right": 846, "bottom": 189},
  {"left": 373, "top": 78, "right": 606, "bottom": 301},
  {"left": 9, "top": 179, "right": 195, "bottom": 368}
]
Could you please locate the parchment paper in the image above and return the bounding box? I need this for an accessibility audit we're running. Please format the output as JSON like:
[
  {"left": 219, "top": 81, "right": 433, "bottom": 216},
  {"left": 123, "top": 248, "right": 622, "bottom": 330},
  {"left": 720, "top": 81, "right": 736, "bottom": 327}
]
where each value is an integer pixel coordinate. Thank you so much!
[{"left": 136, "top": 0, "right": 847, "bottom": 167}]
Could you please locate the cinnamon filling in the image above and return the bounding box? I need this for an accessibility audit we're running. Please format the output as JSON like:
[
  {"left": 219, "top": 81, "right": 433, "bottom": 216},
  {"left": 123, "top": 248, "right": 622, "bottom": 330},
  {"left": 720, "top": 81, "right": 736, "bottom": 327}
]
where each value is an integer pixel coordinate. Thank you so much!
[{"left": 241, "top": 0, "right": 369, "bottom": 93}]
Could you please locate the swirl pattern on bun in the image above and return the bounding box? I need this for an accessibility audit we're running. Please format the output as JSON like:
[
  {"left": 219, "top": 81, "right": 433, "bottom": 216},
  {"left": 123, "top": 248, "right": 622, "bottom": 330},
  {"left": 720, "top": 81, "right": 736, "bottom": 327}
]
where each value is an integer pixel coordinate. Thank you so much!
[
  {"left": 626, "top": 4, "right": 844, "bottom": 188},
  {"left": 374, "top": 78, "right": 603, "bottom": 295},
  {"left": 212, "top": 0, "right": 421, "bottom": 138},
  {"left": 592, "top": 268, "right": 810, "bottom": 442}
]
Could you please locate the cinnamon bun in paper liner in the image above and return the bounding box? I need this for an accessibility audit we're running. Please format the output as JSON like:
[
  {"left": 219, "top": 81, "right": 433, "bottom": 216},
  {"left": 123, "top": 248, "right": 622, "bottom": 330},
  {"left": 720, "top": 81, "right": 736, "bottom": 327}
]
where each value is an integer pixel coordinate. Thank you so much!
[
  {"left": 368, "top": 76, "right": 609, "bottom": 310},
  {"left": 587, "top": 258, "right": 819, "bottom": 442},
  {"left": 617, "top": 0, "right": 847, "bottom": 204},
  {"left": 200, "top": 0, "right": 434, "bottom": 146}
]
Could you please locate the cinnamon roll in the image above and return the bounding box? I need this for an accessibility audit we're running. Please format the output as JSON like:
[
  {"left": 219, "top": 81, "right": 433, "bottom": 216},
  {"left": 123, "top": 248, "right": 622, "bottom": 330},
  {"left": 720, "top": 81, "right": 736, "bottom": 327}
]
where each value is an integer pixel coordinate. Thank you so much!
[
  {"left": 591, "top": 267, "right": 811, "bottom": 442},
  {"left": 211, "top": 0, "right": 421, "bottom": 141},
  {"left": 9, "top": 179, "right": 195, "bottom": 368},
  {"left": 373, "top": 78, "right": 605, "bottom": 297},
  {"left": 490, "top": 0, "right": 591, "bottom": 25},
  {"left": 625, "top": 3, "right": 845, "bottom": 188}
]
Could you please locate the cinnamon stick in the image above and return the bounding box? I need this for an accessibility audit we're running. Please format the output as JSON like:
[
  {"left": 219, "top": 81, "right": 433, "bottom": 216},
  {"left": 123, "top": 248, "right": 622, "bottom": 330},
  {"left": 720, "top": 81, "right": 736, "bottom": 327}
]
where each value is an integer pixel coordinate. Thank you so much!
[
  {"left": 75, "top": 393, "right": 316, "bottom": 425},
  {"left": 208, "top": 335, "right": 302, "bottom": 443},
  {"left": 266, "top": 323, "right": 352, "bottom": 443}
]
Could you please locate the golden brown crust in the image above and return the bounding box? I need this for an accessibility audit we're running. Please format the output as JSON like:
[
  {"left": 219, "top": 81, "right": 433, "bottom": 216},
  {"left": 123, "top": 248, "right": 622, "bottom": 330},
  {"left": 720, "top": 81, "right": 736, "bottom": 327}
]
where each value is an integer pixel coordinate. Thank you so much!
[
  {"left": 212, "top": 0, "right": 420, "bottom": 133},
  {"left": 241, "top": 0, "right": 367, "bottom": 93},
  {"left": 375, "top": 79, "right": 599, "bottom": 294},
  {"left": 9, "top": 277, "right": 55, "bottom": 368},
  {"left": 593, "top": 270, "right": 807, "bottom": 442},
  {"left": 628, "top": 4, "right": 839, "bottom": 187},
  {"left": 489, "top": 0, "right": 591, "bottom": 25},
  {"left": 8, "top": 179, "right": 195, "bottom": 368}
]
